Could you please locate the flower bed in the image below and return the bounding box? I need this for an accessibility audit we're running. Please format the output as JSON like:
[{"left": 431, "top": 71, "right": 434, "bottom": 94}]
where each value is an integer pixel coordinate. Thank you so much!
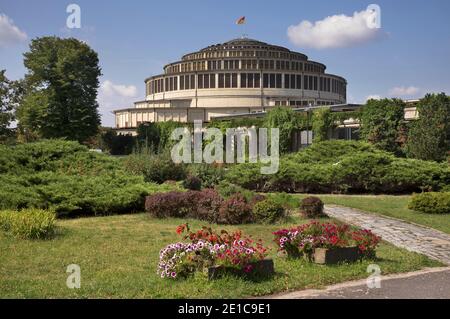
[
  {"left": 158, "top": 225, "right": 271, "bottom": 280},
  {"left": 273, "top": 221, "right": 381, "bottom": 263}
]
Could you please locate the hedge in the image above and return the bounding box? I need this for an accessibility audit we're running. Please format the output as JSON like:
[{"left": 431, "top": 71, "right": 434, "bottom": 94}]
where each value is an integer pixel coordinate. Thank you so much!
[
  {"left": 408, "top": 192, "right": 450, "bottom": 214},
  {"left": 0, "top": 139, "right": 177, "bottom": 216},
  {"left": 225, "top": 141, "right": 450, "bottom": 194}
]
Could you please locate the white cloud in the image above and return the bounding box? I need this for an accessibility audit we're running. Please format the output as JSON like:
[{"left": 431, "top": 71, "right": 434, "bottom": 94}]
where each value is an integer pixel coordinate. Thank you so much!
[
  {"left": 287, "top": 8, "right": 381, "bottom": 49},
  {"left": 98, "top": 80, "right": 138, "bottom": 126},
  {"left": 365, "top": 94, "right": 382, "bottom": 101},
  {"left": 388, "top": 86, "right": 421, "bottom": 97},
  {"left": 0, "top": 13, "right": 27, "bottom": 48}
]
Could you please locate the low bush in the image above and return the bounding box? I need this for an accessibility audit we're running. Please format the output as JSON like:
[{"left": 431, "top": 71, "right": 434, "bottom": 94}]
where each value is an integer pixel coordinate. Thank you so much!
[
  {"left": 218, "top": 193, "right": 253, "bottom": 225},
  {"left": 300, "top": 196, "right": 325, "bottom": 218},
  {"left": 0, "top": 209, "right": 56, "bottom": 239},
  {"left": 225, "top": 140, "right": 450, "bottom": 194},
  {"left": 144, "top": 191, "right": 189, "bottom": 218},
  {"left": 252, "top": 199, "right": 286, "bottom": 224},
  {"left": 187, "top": 163, "right": 225, "bottom": 188},
  {"left": 408, "top": 192, "right": 450, "bottom": 214},
  {"left": 122, "top": 152, "right": 187, "bottom": 184},
  {"left": 216, "top": 181, "right": 256, "bottom": 202},
  {"left": 182, "top": 175, "right": 202, "bottom": 191},
  {"left": 0, "top": 139, "right": 176, "bottom": 216}
]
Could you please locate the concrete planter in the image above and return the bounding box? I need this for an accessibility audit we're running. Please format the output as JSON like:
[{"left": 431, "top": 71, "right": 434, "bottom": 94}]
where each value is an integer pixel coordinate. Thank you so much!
[
  {"left": 313, "top": 246, "right": 360, "bottom": 264},
  {"left": 207, "top": 259, "right": 274, "bottom": 280}
]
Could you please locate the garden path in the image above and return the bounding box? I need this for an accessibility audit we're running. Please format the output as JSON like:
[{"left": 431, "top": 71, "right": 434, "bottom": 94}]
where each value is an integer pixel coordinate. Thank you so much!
[{"left": 325, "top": 205, "right": 450, "bottom": 265}]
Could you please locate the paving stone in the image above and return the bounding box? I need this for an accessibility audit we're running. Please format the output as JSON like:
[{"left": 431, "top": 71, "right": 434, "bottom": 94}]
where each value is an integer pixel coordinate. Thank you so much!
[{"left": 325, "top": 205, "right": 450, "bottom": 265}]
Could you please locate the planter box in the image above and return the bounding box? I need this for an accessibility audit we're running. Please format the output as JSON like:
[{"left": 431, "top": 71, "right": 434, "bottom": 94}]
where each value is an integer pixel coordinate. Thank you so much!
[
  {"left": 207, "top": 259, "right": 274, "bottom": 280},
  {"left": 313, "top": 247, "right": 360, "bottom": 264}
]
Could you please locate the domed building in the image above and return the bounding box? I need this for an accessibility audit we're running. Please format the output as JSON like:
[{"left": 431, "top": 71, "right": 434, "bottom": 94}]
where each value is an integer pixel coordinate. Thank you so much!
[{"left": 114, "top": 38, "right": 347, "bottom": 135}]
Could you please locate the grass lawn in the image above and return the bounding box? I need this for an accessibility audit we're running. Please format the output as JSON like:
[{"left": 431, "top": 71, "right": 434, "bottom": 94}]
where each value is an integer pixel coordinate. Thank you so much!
[
  {"left": 0, "top": 213, "right": 441, "bottom": 299},
  {"left": 293, "top": 194, "right": 450, "bottom": 235}
]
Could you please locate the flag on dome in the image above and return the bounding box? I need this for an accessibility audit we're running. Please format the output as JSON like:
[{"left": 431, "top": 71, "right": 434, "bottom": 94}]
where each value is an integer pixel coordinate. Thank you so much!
[{"left": 236, "top": 16, "right": 246, "bottom": 25}]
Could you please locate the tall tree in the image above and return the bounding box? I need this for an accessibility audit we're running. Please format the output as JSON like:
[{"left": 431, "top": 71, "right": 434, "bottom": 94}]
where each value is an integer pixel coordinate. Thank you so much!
[
  {"left": 360, "top": 98, "right": 406, "bottom": 155},
  {"left": 405, "top": 93, "right": 450, "bottom": 162},
  {"left": 0, "top": 70, "right": 23, "bottom": 141},
  {"left": 0, "top": 70, "right": 13, "bottom": 138},
  {"left": 17, "top": 37, "right": 101, "bottom": 142}
]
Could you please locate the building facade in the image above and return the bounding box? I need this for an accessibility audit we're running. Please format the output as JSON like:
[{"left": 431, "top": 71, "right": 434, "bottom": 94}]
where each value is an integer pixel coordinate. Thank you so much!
[{"left": 114, "top": 38, "right": 347, "bottom": 135}]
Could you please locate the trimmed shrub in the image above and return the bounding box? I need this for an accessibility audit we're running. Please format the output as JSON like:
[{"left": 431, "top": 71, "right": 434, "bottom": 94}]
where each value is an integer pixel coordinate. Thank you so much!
[
  {"left": 187, "top": 163, "right": 225, "bottom": 188},
  {"left": 408, "top": 192, "right": 450, "bottom": 214},
  {"left": 216, "top": 181, "right": 257, "bottom": 202},
  {"left": 218, "top": 193, "right": 253, "bottom": 225},
  {"left": 0, "top": 139, "right": 175, "bottom": 216},
  {"left": 145, "top": 189, "right": 224, "bottom": 222},
  {"left": 186, "top": 189, "right": 223, "bottom": 223},
  {"left": 182, "top": 175, "right": 202, "bottom": 191},
  {"left": 300, "top": 196, "right": 325, "bottom": 218},
  {"left": 145, "top": 191, "right": 188, "bottom": 218},
  {"left": 225, "top": 140, "right": 450, "bottom": 194},
  {"left": 0, "top": 209, "right": 56, "bottom": 239},
  {"left": 252, "top": 199, "right": 285, "bottom": 224},
  {"left": 122, "top": 152, "right": 187, "bottom": 184}
]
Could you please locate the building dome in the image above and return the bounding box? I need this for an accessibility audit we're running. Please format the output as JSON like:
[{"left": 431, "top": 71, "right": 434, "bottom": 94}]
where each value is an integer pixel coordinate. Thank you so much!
[{"left": 114, "top": 38, "right": 347, "bottom": 134}]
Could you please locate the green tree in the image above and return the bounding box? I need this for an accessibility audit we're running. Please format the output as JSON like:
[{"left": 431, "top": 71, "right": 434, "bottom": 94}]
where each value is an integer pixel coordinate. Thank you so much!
[
  {"left": 405, "top": 93, "right": 450, "bottom": 162},
  {"left": 0, "top": 70, "right": 24, "bottom": 142},
  {"left": 17, "top": 37, "right": 101, "bottom": 142},
  {"left": 0, "top": 70, "right": 14, "bottom": 139},
  {"left": 265, "top": 107, "right": 298, "bottom": 154},
  {"left": 360, "top": 98, "right": 406, "bottom": 155}
]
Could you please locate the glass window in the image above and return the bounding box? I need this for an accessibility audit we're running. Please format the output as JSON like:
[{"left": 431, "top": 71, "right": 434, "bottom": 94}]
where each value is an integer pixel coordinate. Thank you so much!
[
  {"left": 248, "top": 73, "right": 254, "bottom": 88},
  {"left": 269, "top": 74, "right": 275, "bottom": 88},
  {"left": 290, "top": 74, "right": 296, "bottom": 89},
  {"left": 254, "top": 73, "right": 260, "bottom": 88},
  {"left": 241, "top": 73, "right": 247, "bottom": 88},
  {"left": 276, "top": 74, "right": 282, "bottom": 88},
  {"left": 191, "top": 75, "right": 195, "bottom": 89},
  {"left": 218, "top": 73, "right": 224, "bottom": 88},
  {"left": 231, "top": 73, "right": 238, "bottom": 88},
  {"left": 263, "top": 73, "right": 269, "bottom": 88},
  {"left": 210, "top": 74, "right": 216, "bottom": 88},
  {"left": 225, "top": 73, "right": 231, "bottom": 88},
  {"left": 284, "top": 74, "right": 290, "bottom": 89},
  {"left": 198, "top": 74, "right": 203, "bottom": 89}
]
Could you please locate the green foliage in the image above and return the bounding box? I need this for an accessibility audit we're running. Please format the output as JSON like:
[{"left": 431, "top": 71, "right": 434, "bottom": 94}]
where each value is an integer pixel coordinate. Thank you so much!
[
  {"left": 0, "top": 70, "right": 14, "bottom": 140},
  {"left": 187, "top": 163, "right": 225, "bottom": 188},
  {"left": 182, "top": 175, "right": 202, "bottom": 191},
  {"left": 311, "top": 107, "right": 332, "bottom": 142},
  {"left": 95, "top": 128, "right": 135, "bottom": 155},
  {"left": 137, "top": 121, "right": 191, "bottom": 152},
  {"left": 252, "top": 199, "right": 286, "bottom": 224},
  {"left": 408, "top": 192, "right": 450, "bottom": 214},
  {"left": 17, "top": 37, "right": 101, "bottom": 143},
  {"left": 405, "top": 93, "right": 450, "bottom": 162},
  {"left": 0, "top": 139, "right": 175, "bottom": 216},
  {"left": 264, "top": 107, "right": 305, "bottom": 154},
  {"left": 360, "top": 98, "right": 406, "bottom": 155},
  {"left": 225, "top": 140, "right": 450, "bottom": 194},
  {"left": 0, "top": 209, "right": 56, "bottom": 239},
  {"left": 207, "top": 117, "right": 265, "bottom": 133},
  {"left": 300, "top": 196, "right": 325, "bottom": 218},
  {"left": 215, "top": 181, "right": 256, "bottom": 202},
  {"left": 122, "top": 152, "right": 187, "bottom": 184}
]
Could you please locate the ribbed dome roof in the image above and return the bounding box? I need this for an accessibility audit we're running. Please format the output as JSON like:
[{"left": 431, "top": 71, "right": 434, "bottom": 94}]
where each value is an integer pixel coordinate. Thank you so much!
[{"left": 199, "top": 37, "right": 290, "bottom": 52}]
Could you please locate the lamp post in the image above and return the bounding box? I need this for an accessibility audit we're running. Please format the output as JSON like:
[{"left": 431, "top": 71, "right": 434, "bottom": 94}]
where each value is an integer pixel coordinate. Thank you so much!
[{"left": 306, "top": 104, "right": 312, "bottom": 146}]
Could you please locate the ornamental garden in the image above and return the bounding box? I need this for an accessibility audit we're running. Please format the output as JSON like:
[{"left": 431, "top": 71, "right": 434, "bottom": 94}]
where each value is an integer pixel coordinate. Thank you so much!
[{"left": 1, "top": 37, "right": 449, "bottom": 298}]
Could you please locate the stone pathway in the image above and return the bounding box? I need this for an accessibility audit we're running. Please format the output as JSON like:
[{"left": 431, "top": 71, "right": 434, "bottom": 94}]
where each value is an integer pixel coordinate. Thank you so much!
[{"left": 325, "top": 205, "right": 450, "bottom": 265}]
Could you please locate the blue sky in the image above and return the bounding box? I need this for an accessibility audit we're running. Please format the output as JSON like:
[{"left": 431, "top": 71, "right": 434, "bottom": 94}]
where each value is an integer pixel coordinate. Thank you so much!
[{"left": 1, "top": 0, "right": 449, "bottom": 126}]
